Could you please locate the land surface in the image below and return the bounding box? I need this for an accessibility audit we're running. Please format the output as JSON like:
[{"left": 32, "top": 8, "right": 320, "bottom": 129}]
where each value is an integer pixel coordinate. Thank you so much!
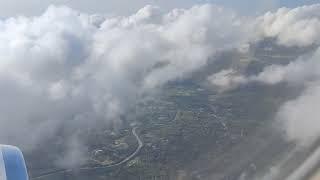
[{"left": 24, "top": 41, "right": 318, "bottom": 180}]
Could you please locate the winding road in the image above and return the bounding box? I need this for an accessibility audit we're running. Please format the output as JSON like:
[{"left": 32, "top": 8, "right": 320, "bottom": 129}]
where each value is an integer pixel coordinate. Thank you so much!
[{"left": 32, "top": 127, "right": 143, "bottom": 179}]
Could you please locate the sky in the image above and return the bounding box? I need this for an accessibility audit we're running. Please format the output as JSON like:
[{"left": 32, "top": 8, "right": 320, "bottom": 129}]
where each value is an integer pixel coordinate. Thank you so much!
[{"left": 0, "top": 0, "right": 319, "bottom": 18}]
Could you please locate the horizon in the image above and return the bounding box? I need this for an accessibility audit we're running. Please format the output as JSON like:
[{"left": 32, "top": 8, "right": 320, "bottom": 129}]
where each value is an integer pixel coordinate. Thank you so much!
[{"left": 0, "top": 0, "right": 319, "bottom": 18}]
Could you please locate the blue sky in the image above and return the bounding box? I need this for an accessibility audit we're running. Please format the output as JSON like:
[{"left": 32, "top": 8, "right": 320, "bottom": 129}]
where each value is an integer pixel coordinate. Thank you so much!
[
  {"left": 0, "top": 0, "right": 318, "bottom": 18},
  {"left": 279, "top": 0, "right": 319, "bottom": 7}
]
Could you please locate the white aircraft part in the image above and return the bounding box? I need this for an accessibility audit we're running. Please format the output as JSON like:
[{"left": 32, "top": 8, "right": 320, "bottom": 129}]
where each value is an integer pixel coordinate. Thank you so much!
[{"left": 0, "top": 147, "right": 7, "bottom": 180}]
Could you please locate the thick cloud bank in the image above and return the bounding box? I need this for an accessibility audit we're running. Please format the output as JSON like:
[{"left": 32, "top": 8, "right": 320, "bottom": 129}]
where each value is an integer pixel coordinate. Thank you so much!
[{"left": 0, "top": 4, "right": 253, "bottom": 166}]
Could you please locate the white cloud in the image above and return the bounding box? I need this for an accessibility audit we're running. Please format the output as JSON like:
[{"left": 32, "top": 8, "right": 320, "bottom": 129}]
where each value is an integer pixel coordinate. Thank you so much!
[
  {"left": 212, "top": 47, "right": 320, "bottom": 89},
  {"left": 208, "top": 69, "right": 248, "bottom": 92},
  {"left": 0, "top": 4, "right": 253, "bottom": 166},
  {"left": 206, "top": 4, "right": 320, "bottom": 146},
  {"left": 255, "top": 4, "right": 320, "bottom": 47},
  {"left": 276, "top": 85, "right": 320, "bottom": 144}
]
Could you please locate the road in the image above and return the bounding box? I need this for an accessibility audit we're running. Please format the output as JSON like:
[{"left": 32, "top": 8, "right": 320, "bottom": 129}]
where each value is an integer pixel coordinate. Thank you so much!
[
  {"left": 32, "top": 127, "right": 143, "bottom": 179},
  {"left": 80, "top": 127, "right": 143, "bottom": 170}
]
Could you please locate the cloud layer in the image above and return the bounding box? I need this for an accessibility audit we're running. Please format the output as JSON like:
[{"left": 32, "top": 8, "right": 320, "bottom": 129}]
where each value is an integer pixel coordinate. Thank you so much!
[{"left": 0, "top": 4, "right": 254, "bottom": 167}]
